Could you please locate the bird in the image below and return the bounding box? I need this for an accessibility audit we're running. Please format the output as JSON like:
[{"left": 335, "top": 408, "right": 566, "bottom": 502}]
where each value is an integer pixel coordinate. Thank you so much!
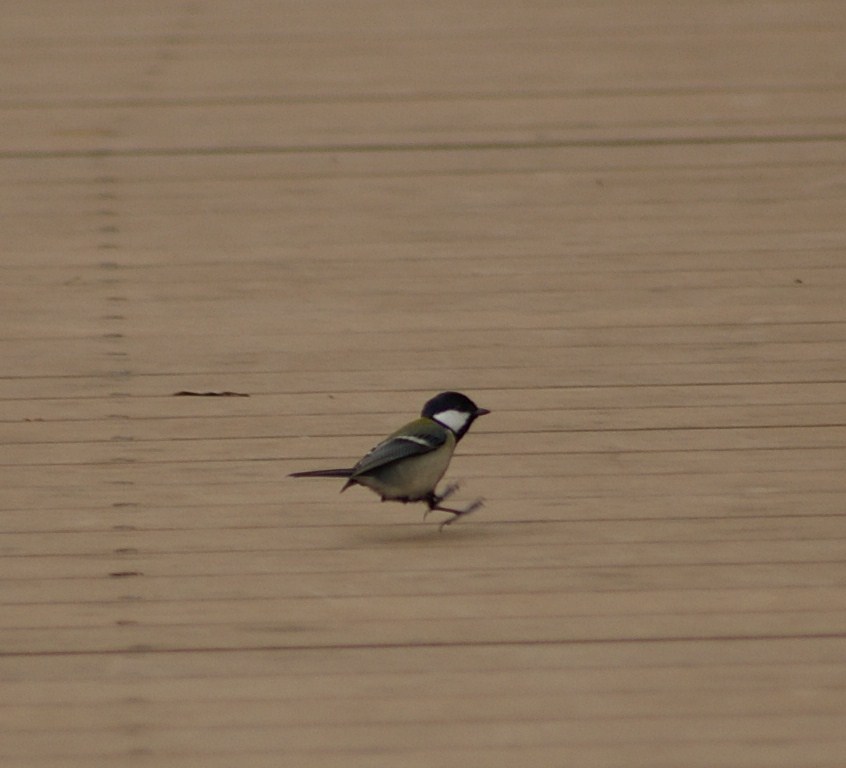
[{"left": 290, "top": 391, "right": 490, "bottom": 529}]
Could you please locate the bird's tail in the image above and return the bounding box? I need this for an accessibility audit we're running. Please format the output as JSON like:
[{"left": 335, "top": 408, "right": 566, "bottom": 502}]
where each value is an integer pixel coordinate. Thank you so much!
[{"left": 289, "top": 468, "right": 353, "bottom": 479}]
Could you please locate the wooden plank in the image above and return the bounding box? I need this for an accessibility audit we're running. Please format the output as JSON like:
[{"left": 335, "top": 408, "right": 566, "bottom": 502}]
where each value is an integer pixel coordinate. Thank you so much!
[{"left": 1, "top": 1, "right": 845, "bottom": 767}]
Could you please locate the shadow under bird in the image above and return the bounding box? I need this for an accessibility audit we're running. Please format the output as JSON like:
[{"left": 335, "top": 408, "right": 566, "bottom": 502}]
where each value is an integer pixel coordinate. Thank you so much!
[{"left": 289, "top": 391, "right": 490, "bottom": 530}]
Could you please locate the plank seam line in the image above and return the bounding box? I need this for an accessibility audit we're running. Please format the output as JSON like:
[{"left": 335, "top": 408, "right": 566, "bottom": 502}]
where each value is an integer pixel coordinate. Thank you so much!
[
  {"left": 1, "top": 632, "right": 843, "bottom": 659},
  {"left": 2, "top": 133, "right": 845, "bottom": 161}
]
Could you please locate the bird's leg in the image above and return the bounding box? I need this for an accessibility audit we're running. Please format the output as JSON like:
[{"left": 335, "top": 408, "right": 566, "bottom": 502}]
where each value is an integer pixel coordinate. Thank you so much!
[
  {"left": 435, "top": 499, "right": 484, "bottom": 532},
  {"left": 433, "top": 482, "right": 460, "bottom": 506},
  {"left": 422, "top": 483, "right": 459, "bottom": 520},
  {"left": 422, "top": 484, "right": 483, "bottom": 530}
]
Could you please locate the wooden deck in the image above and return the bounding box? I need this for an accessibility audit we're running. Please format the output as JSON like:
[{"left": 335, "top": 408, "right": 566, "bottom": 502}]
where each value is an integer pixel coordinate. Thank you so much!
[{"left": 2, "top": 2, "right": 845, "bottom": 766}]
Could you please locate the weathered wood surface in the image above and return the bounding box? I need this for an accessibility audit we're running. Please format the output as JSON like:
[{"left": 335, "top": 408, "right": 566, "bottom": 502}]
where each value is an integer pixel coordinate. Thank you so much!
[{"left": 2, "top": 2, "right": 845, "bottom": 766}]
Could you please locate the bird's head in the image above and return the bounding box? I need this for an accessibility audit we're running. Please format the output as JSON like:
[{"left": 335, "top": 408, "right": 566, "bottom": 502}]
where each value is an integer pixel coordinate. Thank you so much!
[{"left": 422, "top": 391, "right": 490, "bottom": 441}]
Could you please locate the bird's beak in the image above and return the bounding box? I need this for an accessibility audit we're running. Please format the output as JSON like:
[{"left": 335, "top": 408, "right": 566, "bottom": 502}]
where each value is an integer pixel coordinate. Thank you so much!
[{"left": 475, "top": 407, "right": 491, "bottom": 417}]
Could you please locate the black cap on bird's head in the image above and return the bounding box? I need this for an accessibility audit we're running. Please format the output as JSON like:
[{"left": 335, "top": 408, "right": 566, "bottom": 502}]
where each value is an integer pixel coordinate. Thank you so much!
[{"left": 422, "top": 391, "right": 490, "bottom": 441}]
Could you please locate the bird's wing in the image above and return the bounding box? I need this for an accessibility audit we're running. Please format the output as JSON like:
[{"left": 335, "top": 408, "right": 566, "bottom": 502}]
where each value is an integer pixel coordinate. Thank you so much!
[{"left": 350, "top": 418, "right": 447, "bottom": 477}]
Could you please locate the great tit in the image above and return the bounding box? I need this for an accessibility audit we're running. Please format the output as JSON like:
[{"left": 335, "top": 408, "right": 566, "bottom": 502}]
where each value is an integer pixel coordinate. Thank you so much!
[{"left": 290, "top": 391, "right": 490, "bottom": 529}]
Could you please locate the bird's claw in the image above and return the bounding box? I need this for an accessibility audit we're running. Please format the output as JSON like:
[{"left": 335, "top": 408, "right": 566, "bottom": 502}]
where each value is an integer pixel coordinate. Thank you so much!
[
  {"left": 422, "top": 483, "right": 482, "bottom": 530},
  {"left": 437, "top": 498, "right": 484, "bottom": 532},
  {"left": 422, "top": 483, "right": 461, "bottom": 521}
]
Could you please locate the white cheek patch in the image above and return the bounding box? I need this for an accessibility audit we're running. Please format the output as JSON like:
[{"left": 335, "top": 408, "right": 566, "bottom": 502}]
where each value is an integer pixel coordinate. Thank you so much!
[{"left": 432, "top": 409, "right": 470, "bottom": 433}]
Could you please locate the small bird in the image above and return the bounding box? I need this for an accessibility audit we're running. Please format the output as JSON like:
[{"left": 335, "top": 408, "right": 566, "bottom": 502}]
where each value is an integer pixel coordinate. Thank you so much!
[{"left": 290, "top": 391, "right": 490, "bottom": 529}]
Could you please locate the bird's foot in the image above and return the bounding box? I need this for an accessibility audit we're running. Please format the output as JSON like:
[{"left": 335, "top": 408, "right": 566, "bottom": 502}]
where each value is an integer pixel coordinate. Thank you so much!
[
  {"left": 422, "top": 484, "right": 483, "bottom": 529},
  {"left": 437, "top": 498, "right": 484, "bottom": 532},
  {"left": 422, "top": 483, "right": 460, "bottom": 521}
]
